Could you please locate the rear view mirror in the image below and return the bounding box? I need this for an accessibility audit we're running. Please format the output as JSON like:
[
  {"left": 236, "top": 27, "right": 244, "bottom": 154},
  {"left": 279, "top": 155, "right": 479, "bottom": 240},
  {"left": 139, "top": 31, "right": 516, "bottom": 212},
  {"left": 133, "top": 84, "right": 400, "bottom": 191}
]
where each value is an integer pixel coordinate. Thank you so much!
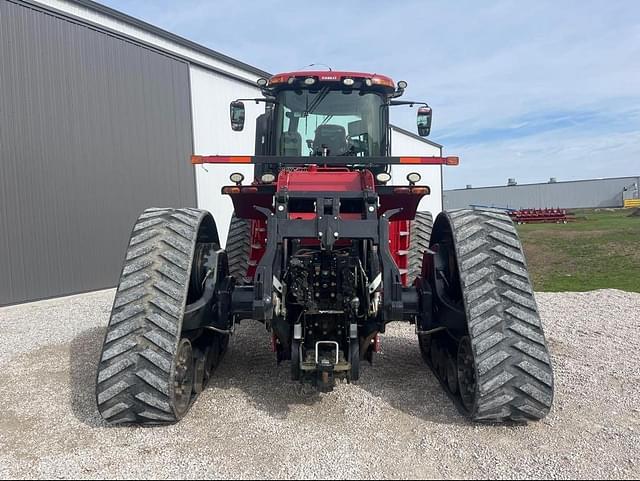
[
  {"left": 230, "top": 101, "right": 245, "bottom": 131},
  {"left": 417, "top": 106, "right": 432, "bottom": 137}
]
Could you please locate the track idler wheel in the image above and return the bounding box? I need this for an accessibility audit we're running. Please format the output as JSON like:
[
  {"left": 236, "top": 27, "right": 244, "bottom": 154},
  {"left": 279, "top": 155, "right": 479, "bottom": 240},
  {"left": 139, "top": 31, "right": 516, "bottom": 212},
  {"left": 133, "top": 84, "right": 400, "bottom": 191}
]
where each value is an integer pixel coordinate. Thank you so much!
[{"left": 171, "top": 338, "right": 195, "bottom": 419}]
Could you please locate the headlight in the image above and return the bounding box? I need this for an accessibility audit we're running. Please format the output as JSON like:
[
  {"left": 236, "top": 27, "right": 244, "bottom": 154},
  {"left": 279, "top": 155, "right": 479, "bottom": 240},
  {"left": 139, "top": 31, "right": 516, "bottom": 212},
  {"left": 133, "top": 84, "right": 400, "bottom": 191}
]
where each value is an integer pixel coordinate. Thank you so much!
[
  {"left": 261, "top": 173, "right": 276, "bottom": 183},
  {"left": 376, "top": 172, "right": 391, "bottom": 183},
  {"left": 230, "top": 172, "right": 244, "bottom": 184},
  {"left": 407, "top": 172, "right": 421, "bottom": 184}
]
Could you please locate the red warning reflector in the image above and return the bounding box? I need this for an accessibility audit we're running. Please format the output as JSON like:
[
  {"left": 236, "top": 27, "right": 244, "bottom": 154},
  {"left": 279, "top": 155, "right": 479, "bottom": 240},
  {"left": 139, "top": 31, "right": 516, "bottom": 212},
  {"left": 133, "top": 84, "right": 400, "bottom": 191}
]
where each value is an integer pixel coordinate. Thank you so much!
[
  {"left": 399, "top": 157, "right": 423, "bottom": 164},
  {"left": 192, "top": 155, "right": 252, "bottom": 164},
  {"left": 398, "top": 156, "right": 460, "bottom": 165}
]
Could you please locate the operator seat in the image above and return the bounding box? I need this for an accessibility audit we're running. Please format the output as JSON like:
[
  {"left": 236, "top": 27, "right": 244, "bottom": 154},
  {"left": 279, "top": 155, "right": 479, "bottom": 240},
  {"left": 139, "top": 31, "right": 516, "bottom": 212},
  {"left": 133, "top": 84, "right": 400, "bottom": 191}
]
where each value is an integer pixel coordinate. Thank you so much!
[
  {"left": 313, "top": 124, "right": 348, "bottom": 155},
  {"left": 281, "top": 131, "right": 302, "bottom": 156}
]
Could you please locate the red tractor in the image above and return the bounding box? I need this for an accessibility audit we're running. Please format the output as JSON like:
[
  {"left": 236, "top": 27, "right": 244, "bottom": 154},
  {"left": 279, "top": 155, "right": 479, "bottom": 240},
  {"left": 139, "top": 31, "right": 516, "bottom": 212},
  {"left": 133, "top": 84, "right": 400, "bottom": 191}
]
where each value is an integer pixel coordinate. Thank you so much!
[{"left": 96, "top": 70, "right": 554, "bottom": 425}]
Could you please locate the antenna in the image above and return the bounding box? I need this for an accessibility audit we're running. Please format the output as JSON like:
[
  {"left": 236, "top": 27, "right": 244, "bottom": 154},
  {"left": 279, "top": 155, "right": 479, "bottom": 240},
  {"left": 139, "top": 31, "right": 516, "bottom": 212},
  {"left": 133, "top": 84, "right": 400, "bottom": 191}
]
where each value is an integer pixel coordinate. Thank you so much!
[{"left": 298, "top": 63, "right": 332, "bottom": 71}]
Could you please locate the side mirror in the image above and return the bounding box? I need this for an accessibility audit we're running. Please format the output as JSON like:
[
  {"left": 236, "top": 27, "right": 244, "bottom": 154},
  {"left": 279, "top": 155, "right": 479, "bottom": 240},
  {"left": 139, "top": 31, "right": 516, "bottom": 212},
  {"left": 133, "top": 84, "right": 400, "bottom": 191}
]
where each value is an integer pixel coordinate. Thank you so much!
[
  {"left": 230, "top": 101, "right": 245, "bottom": 131},
  {"left": 417, "top": 106, "right": 432, "bottom": 137}
]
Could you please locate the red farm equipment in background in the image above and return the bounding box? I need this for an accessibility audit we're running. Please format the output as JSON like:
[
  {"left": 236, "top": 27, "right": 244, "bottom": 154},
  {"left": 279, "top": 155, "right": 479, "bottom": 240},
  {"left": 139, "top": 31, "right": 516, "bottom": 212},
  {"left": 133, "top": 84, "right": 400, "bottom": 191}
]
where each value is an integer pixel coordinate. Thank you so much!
[{"left": 509, "top": 208, "right": 575, "bottom": 224}]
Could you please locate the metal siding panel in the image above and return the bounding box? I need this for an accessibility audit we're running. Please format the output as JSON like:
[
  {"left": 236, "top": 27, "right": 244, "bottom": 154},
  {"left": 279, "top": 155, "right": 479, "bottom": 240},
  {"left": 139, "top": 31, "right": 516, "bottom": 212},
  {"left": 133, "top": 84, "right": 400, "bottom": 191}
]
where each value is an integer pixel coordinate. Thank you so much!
[
  {"left": 444, "top": 177, "right": 640, "bottom": 210},
  {"left": 0, "top": 1, "right": 195, "bottom": 305}
]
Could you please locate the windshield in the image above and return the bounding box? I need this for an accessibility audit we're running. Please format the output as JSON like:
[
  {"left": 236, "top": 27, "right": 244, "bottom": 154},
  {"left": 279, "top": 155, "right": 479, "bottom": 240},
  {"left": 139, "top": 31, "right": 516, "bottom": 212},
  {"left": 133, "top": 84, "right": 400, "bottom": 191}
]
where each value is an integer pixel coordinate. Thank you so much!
[{"left": 275, "top": 89, "right": 385, "bottom": 157}]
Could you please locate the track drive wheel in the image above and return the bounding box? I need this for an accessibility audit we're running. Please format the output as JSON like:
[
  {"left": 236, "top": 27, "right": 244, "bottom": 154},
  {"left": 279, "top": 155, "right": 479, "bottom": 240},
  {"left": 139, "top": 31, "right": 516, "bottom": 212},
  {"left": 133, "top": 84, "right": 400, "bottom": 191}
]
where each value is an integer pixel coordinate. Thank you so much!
[
  {"left": 425, "top": 208, "right": 554, "bottom": 422},
  {"left": 96, "top": 208, "right": 224, "bottom": 425}
]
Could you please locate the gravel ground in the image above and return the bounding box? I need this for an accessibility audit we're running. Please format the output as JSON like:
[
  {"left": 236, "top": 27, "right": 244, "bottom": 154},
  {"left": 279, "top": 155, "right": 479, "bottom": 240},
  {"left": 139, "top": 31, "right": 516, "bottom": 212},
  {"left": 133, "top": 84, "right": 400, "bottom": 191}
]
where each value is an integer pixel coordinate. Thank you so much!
[{"left": 0, "top": 288, "right": 639, "bottom": 479}]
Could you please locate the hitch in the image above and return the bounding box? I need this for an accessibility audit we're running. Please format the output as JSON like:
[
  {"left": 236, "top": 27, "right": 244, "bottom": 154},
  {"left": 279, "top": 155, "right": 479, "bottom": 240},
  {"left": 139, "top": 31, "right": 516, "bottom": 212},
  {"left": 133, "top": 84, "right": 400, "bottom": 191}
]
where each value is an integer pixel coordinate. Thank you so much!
[{"left": 315, "top": 341, "right": 339, "bottom": 392}]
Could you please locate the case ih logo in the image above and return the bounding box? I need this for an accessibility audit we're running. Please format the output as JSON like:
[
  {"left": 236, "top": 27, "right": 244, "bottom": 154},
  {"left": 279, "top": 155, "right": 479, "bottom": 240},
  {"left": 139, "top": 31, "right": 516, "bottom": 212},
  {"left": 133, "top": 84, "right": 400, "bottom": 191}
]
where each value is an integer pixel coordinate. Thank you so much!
[{"left": 319, "top": 75, "right": 339, "bottom": 81}]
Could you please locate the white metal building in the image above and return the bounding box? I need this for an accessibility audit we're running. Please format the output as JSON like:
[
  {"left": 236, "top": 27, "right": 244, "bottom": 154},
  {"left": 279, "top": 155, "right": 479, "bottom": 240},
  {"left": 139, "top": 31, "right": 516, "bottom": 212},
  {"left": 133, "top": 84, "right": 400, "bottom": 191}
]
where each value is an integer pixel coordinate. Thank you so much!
[
  {"left": 390, "top": 125, "right": 443, "bottom": 216},
  {"left": 1, "top": 0, "right": 445, "bottom": 304}
]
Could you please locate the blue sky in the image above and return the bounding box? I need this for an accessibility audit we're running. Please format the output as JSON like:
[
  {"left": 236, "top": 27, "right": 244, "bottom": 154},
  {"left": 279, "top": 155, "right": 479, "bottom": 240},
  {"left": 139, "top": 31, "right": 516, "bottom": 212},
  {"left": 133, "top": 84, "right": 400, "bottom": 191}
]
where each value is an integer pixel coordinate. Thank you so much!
[{"left": 101, "top": 0, "right": 640, "bottom": 189}]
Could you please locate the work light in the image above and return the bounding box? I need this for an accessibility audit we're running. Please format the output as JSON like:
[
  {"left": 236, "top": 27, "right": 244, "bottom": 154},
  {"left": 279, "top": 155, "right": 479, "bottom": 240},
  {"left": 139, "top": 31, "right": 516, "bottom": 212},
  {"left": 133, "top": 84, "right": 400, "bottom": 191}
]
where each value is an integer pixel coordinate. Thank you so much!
[
  {"left": 407, "top": 172, "right": 421, "bottom": 184},
  {"left": 376, "top": 172, "right": 391, "bottom": 183},
  {"left": 230, "top": 173, "right": 244, "bottom": 185}
]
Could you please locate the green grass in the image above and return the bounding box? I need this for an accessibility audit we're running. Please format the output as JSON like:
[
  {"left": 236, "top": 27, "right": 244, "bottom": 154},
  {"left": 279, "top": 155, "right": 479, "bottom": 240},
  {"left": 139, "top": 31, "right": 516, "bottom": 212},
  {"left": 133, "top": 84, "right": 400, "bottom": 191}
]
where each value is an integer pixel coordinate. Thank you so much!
[{"left": 517, "top": 209, "right": 640, "bottom": 293}]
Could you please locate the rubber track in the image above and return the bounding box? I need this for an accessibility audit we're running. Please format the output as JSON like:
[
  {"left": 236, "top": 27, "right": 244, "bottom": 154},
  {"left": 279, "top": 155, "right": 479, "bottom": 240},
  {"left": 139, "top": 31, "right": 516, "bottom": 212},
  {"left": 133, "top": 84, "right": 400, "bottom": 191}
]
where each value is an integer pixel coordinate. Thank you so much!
[
  {"left": 226, "top": 213, "right": 251, "bottom": 283},
  {"left": 408, "top": 211, "right": 433, "bottom": 284},
  {"left": 95, "top": 208, "right": 207, "bottom": 424},
  {"left": 446, "top": 208, "right": 554, "bottom": 422}
]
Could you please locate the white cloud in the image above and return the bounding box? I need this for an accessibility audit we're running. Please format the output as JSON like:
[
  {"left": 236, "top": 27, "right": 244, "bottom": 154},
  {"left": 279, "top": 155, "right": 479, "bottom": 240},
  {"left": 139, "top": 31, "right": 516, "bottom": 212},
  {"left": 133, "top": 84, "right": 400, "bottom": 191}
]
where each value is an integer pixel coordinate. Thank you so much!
[
  {"left": 103, "top": 0, "right": 640, "bottom": 186},
  {"left": 445, "top": 129, "right": 640, "bottom": 189}
]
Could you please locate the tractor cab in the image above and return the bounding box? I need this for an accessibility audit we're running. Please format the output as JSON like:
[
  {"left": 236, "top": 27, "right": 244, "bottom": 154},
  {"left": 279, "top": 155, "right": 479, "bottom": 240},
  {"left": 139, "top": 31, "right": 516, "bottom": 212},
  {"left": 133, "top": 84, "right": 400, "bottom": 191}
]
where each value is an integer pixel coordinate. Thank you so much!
[
  {"left": 229, "top": 71, "right": 433, "bottom": 181},
  {"left": 266, "top": 71, "right": 396, "bottom": 158}
]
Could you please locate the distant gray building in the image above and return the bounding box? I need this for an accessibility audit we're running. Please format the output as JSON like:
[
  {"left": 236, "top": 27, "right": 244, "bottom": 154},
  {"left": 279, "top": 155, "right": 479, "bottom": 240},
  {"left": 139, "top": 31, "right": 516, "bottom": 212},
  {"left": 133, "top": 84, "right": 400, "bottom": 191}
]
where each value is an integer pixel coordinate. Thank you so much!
[{"left": 444, "top": 176, "right": 640, "bottom": 210}]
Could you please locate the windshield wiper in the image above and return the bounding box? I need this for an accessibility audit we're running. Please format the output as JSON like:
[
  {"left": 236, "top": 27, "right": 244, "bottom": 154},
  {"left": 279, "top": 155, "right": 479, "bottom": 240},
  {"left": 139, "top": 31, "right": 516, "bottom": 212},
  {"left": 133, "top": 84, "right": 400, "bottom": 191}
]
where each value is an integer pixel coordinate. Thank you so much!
[{"left": 304, "top": 86, "right": 331, "bottom": 117}]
